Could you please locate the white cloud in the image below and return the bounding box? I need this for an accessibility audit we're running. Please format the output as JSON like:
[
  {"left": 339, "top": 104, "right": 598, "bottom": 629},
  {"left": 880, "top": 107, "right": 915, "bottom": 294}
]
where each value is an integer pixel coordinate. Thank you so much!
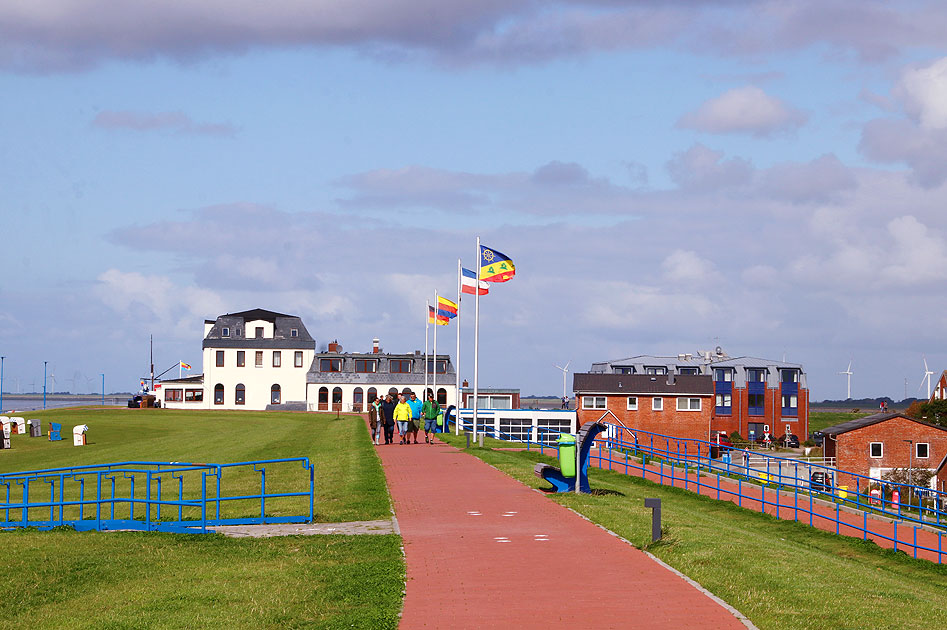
[
  {"left": 896, "top": 57, "right": 947, "bottom": 130},
  {"left": 662, "top": 250, "right": 717, "bottom": 284},
  {"left": 677, "top": 86, "right": 807, "bottom": 137}
]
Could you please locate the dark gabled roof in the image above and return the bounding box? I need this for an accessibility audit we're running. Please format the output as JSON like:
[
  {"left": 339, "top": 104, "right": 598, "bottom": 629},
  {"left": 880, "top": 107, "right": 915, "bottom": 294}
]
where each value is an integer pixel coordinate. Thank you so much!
[
  {"left": 572, "top": 373, "right": 714, "bottom": 395},
  {"left": 822, "top": 412, "right": 947, "bottom": 437},
  {"left": 157, "top": 374, "right": 204, "bottom": 384},
  {"left": 223, "top": 308, "right": 293, "bottom": 323}
]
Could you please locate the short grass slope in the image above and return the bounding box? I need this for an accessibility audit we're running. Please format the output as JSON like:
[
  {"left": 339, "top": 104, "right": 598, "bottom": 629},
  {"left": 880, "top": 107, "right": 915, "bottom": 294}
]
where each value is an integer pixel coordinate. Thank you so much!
[{"left": 441, "top": 434, "right": 947, "bottom": 630}]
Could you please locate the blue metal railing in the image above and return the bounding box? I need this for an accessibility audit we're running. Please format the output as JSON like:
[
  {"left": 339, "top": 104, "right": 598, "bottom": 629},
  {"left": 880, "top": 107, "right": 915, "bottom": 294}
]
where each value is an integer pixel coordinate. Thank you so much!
[
  {"left": 445, "top": 417, "right": 947, "bottom": 564},
  {"left": 0, "top": 458, "right": 314, "bottom": 533}
]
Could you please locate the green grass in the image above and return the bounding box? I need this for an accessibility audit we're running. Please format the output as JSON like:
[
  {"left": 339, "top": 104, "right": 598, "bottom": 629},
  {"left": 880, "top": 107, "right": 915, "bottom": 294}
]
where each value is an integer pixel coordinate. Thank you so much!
[
  {"left": 0, "top": 528, "right": 403, "bottom": 630},
  {"left": 442, "top": 433, "right": 947, "bottom": 630},
  {"left": 809, "top": 411, "right": 872, "bottom": 434},
  {"left": 1, "top": 407, "right": 389, "bottom": 522}
]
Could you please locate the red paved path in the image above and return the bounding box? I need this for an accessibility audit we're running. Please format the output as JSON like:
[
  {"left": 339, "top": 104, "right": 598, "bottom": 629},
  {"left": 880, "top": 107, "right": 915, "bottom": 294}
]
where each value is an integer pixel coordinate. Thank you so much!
[{"left": 376, "top": 435, "right": 748, "bottom": 629}]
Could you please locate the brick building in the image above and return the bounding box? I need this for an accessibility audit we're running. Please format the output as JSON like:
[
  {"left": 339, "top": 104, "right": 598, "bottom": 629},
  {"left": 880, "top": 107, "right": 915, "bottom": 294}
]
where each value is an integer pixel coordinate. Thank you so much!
[
  {"left": 588, "top": 349, "right": 808, "bottom": 441},
  {"left": 822, "top": 412, "right": 947, "bottom": 484},
  {"left": 573, "top": 373, "right": 714, "bottom": 442}
]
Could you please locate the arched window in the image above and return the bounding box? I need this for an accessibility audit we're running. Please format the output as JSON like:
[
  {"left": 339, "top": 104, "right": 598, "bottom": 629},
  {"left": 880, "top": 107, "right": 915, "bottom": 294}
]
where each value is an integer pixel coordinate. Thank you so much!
[
  {"left": 214, "top": 384, "right": 224, "bottom": 405},
  {"left": 367, "top": 387, "right": 378, "bottom": 403},
  {"left": 437, "top": 387, "right": 447, "bottom": 405},
  {"left": 388, "top": 387, "right": 399, "bottom": 398},
  {"left": 235, "top": 384, "right": 246, "bottom": 405},
  {"left": 401, "top": 387, "right": 413, "bottom": 397},
  {"left": 271, "top": 384, "right": 281, "bottom": 405},
  {"left": 332, "top": 386, "right": 343, "bottom": 411},
  {"left": 318, "top": 387, "right": 329, "bottom": 411},
  {"left": 353, "top": 387, "right": 364, "bottom": 412},
  {"left": 425, "top": 388, "right": 434, "bottom": 400}
]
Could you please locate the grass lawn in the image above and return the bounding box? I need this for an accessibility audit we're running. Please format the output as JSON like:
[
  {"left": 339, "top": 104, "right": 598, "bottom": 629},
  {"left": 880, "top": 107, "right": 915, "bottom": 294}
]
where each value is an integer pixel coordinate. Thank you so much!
[
  {"left": 440, "top": 433, "right": 947, "bottom": 630},
  {"left": 0, "top": 408, "right": 404, "bottom": 628},
  {"left": 0, "top": 528, "right": 402, "bottom": 630},
  {"left": 809, "top": 411, "right": 873, "bottom": 434}
]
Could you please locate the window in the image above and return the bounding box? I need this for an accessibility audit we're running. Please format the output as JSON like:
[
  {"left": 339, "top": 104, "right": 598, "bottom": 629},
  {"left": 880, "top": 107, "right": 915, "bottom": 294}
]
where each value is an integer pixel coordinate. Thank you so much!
[
  {"left": 437, "top": 387, "right": 447, "bottom": 405},
  {"left": 714, "top": 369, "right": 732, "bottom": 382},
  {"left": 355, "top": 359, "right": 377, "bottom": 373},
  {"left": 320, "top": 358, "right": 343, "bottom": 372},
  {"left": 235, "top": 384, "right": 246, "bottom": 405},
  {"left": 917, "top": 443, "right": 930, "bottom": 459},
  {"left": 869, "top": 442, "right": 883, "bottom": 458},
  {"left": 318, "top": 387, "right": 328, "bottom": 405},
  {"left": 367, "top": 387, "right": 378, "bottom": 403},
  {"left": 747, "top": 369, "right": 766, "bottom": 382},
  {"left": 255, "top": 351, "right": 263, "bottom": 367},
  {"left": 271, "top": 384, "right": 281, "bottom": 405},
  {"left": 782, "top": 394, "right": 798, "bottom": 408},
  {"left": 474, "top": 395, "right": 513, "bottom": 409},
  {"left": 222, "top": 327, "right": 230, "bottom": 337},
  {"left": 677, "top": 397, "right": 701, "bottom": 411},
  {"left": 427, "top": 360, "right": 447, "bottom": 374},
  {"left": 715, "top": 393, "right": 732, "bottom": 408},
  {"left": 291, "top": 328, "right": 298, "bottom": 337},
  {"left": 235, "top": 328, "right": 241, "bottom": 337},
  {"left": 582, "top": 396, "right": 606, "bottom": 409},
  {"left": 679, "top": 367, "right": 699, "bottom": 375},
  {"left": 652, "top": 397, "right": 663, "bottom": 411},
  {"left": 237, "top": 351, "right": 245, "bottom": 367},
  {"left": 185, "top": 389, "right": 203, "bottom": 402},
  {"left": 781, "top": 370, "right": 799, "bottom": 383},
  {"left": 255, "top": 327, "right": 264, "bottom": 338},
  {"left": 332, "top": 387, "right": 342, "bottom": 410},
  {"left": 390, "top": 359, "right": 412, "bottom": 373},
  {"left": 272, "top": 351, "right": 281, "bottom": 367},
  {"left": 748, "top": 393, "right": 765, "bottom": 413},
  {"left": 645, "top": 366, "right": 667, "bottom": 375},
  {"left": 216, "top": 351, "right": 224, "bottom": 367},
  {"left": 627, "top": 396, "right": 638, "bottom": 410},
  {"left": 214, "top": 384, "right": 224, "bottom": 405},
  {"left": 353, "top": 388, "right": 364, "bottom": 404},
  {"left": 615, "top": 367, "right": 634, "bottom": 374},
  {"left": 295, "top": 351, "right": 303, "bottom": 368},
  {"left": 166, "top": 389, "right": 183, "bottom": 402}
]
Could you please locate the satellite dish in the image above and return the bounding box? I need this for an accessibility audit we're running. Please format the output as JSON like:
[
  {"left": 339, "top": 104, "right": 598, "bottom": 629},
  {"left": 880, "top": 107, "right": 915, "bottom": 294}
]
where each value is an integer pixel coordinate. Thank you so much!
[{"left": 715, "top": 346, "right": 723, "bottom": 355}]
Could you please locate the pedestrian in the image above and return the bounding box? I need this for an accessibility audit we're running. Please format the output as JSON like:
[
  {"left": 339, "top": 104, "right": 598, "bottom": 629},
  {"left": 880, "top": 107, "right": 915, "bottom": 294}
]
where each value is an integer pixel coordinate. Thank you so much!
[
  {"left": 368, "top": 397, "right": 379, "bottom": 445},
  {"left": 381, "top": 395, "right": 397, "bottom": 444},
  {"left": 407, "top": 391, "right": 423, "bottom": 444},
  {"left": 422, "top": 393, "right": 441, "bottom": 444},
  {"left": 393, "top": 394, "right": 413, "bottom": 444},
  {"left": 561, "top": 396, "right": 569, "bottom": 409}
]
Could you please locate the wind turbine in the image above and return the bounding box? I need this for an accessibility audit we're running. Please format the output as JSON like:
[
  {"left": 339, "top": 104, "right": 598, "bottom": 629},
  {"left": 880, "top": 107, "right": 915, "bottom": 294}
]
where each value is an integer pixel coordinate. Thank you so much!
[
  {"left": 918, "top": 356, "right": 935, "bottom": 400},
  {"left": 553, "top": 361, "right": 571, "bottom": 400},
  {"left": 838, "top": 360, "right": 853, "bottom": 400}
]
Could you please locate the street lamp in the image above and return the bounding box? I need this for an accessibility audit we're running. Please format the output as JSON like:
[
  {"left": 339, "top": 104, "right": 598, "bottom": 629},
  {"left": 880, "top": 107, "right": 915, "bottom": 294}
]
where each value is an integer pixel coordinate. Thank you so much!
[
  {"left": 101, "top": 373, "right": 105, "bottom": 407},
  {"left": 903, "top": 439, "right": 914, "bottom": 488},
  {"left": 43, "top": 361, "right": 47, "bottom": 410},
  {"left": 0, "top": 355, "right": 5, "bottom": 413}
]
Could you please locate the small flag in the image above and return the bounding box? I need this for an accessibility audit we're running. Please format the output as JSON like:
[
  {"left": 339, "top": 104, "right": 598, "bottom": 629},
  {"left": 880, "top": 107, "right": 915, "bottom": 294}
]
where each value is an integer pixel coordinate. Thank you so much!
[
  {"left": 461, "top": 268, "right": 489, "bottom": 295},
  {"left": 428, "top": 305, "right": 449, "bottom": 325},
  {"left": 180, "top": 361, "right": 192, "bottom": 370},
  {"left": 479, "top": 245, "right": 515, "bottom": 282},
  {"left": 437, "top": 296, "right": 458, "bottom": 320}
]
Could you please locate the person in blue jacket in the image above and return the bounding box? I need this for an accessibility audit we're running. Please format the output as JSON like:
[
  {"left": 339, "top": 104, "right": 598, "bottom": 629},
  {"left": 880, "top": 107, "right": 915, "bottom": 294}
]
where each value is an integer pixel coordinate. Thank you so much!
[{"left": 406, "top": 391, "right": 424, "bottom": 444}]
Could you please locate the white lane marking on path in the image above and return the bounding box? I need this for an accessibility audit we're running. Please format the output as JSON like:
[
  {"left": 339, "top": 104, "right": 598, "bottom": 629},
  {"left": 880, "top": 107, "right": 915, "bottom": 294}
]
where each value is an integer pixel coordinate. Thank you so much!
[
  {"left": 501, "top": 511, "right": 517, "bottom": 517},
  {"left": 467, "top": 511, "right": 482, "bottom": 516},
  {"left": 494, "top": 537, "right": 511, "bottom": 543},
  {"left": 534, "top": 534, "right": 549, "bottom": 541}
]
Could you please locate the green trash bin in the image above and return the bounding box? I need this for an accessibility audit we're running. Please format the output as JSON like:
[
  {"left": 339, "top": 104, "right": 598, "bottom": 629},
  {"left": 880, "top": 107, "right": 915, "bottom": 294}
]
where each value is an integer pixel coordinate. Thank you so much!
[{"left": 558, "top": 433, "right": 577, "bottom": 478}]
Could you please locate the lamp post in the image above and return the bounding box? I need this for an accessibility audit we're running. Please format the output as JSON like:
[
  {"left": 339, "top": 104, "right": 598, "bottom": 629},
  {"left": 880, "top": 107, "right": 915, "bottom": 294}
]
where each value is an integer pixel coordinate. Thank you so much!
[
  {"left": 101, "top": 373, "right": 105, "bottom": 406},
  {"left": 0, "top": 356, "right": 5, "bottom": 413},
  {"left": 43, "top": 361, "right": 47, "bottom": 410},
  {"left": 903, "top": 439, "right": 913, "bottom": 488}
]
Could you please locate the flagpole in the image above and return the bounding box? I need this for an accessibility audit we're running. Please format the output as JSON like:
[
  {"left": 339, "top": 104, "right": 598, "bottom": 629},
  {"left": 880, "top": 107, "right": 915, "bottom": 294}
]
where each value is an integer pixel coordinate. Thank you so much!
[
  {"left": 455, "top": 258, "right": 462, "bottom": 435},
  {"left": 473, "top": 237, "right": 480, "bottom": 442},
  {"left": 179, "top": 363, "right": 182, "bottom": 379},
  {"left": 425, "top": 300, "right": 429, "bottom": 404},
  {"left": 433, "top": 290, "right": 438, "bottom": 410}
]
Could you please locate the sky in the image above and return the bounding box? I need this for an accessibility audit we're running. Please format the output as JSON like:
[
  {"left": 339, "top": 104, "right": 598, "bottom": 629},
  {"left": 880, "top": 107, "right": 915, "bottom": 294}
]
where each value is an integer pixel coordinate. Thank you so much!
[{"left": 2, "top": 0, "right": 947, "bottom": 400}]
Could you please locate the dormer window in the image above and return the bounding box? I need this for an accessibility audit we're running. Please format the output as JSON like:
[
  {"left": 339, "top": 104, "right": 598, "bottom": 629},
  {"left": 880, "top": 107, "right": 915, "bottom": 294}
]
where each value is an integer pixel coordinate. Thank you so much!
[
  {"left": 255, "top": 327, "right": 264, "bottom": 338},
  {"left": 291, "top": 328, "right": 298, "bottom": 338},
  {"left": 236, "top": 328, "right": 241, "bottom": 337},
  {"left": 222, "top": 327, "right": 230, "bottom": 337}
]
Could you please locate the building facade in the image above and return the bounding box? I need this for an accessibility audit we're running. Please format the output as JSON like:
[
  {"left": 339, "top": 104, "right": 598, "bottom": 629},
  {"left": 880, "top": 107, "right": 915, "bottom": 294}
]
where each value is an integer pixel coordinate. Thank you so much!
[
  {"left": 573, "top": 373, "right": 714, "bottom": 442},
  {"left": 588, "top": 349, "right": 808, "bottom": 441},
  {"left": 306, "top": 338, "right": 456, "bottom": 412},
  {"left": 822, "top": 412, "right": 947, "bottom": 485},
  {"left": 460, "top": 388, "right": 521, "bottom": 409}
]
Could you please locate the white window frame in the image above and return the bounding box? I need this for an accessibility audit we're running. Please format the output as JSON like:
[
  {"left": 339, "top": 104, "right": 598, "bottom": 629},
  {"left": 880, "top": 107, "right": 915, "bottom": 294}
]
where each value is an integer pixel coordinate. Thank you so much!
[
  {"left": 294, "top": 351, "right": 303, "bottom": 368},
  {"left": 652, "top": 397, "right": 663, "bottom": 411},
  {"left": 582, "top": 396, "right": 606, "bottom": 410},
  {"left": 715, "top": 393, "right": 731, "bottom": 407},
  {"left": 626, "top": 396, "right": 638, "bottom": 410},
  {"left": 714, "top": 369, "right": 733, "bottom": 382},
  {"left": 272, "top": 351, "right": 281, "bottom": 368},
  {"left": 291, "top": 328, "right": 298, "bottom": 338},
  {"left": 676, "top": 397, "right": 701, "bottom": 411},
  {"left": 916, "top": 442, "right": 930, "bottom": 459},
  {"left": 255, "top": 351, "right": 263, "bottom": 368},
  {"left": 222, "top": 327, "right": 230, "bottom": 337},
  {"left": 869, "top": 442, "right": 883, "bottom": 459},
  {"left": 782, "top": 394, "right": 798, "bottom": 408}
]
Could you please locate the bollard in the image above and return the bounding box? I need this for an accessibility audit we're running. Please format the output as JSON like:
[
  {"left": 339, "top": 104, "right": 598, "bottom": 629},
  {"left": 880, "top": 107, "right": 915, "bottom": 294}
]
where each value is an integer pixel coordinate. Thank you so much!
[
  {"left": 644, "top": 498, "right": 662, "bottom": 542},
  {"left": 465, "top": 431, "right": 471, "bottom": 448},
  {"left": 479, "top": 433, "right": 484, "bottom": 448}
]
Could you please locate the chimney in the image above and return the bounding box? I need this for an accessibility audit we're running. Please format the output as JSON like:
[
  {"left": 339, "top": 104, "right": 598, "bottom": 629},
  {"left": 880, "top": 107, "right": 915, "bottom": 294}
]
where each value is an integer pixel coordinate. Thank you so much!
[
  {"left": 666, "top": 374, "right": 676, "bottom": 386},
  {"left": 372, "top": 338, "right": 380, "bottom": 354},
  {"left": 328, "top": 340, "right": 340, "bottom": 353}
]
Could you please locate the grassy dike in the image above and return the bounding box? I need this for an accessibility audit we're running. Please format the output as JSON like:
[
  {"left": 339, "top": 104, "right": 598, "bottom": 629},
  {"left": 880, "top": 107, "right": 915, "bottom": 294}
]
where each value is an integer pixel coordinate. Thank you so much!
[
  {"left": 0, "top": 408, "right": 403, "bottom": 629},
  {"left": 440, "top": 432, "right": 947, "bottom": 630}
]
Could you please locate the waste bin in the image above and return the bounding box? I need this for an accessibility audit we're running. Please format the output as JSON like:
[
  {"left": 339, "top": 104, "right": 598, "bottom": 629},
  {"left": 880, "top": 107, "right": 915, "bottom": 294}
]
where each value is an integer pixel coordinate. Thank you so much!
[
  {"left": 710, "top": 445, "right": 720, "bottom": 459},
  {"left": 558, "top": 433, "right": 577, "bottom": 478},
  {"left": 73, "top": 425, "right": 89, "bottom": 447},
  {"left": 28, "top": 419, "right": 42, "bottom": 438}
]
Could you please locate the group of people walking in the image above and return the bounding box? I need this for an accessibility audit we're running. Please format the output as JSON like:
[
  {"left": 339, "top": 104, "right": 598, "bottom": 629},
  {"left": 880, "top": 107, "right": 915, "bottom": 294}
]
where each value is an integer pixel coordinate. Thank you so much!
[{"left": 368, "top": 391, "right": 441, "bottom": 445}]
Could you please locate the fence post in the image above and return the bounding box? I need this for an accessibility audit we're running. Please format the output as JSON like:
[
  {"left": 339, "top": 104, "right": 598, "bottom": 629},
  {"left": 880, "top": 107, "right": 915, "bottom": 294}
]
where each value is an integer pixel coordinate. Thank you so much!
[
  {"left": 146, "top": 471, "right": 152, "bottom": 531},
  {"left": 309, "top": 464, "right": 315, "bottom": 522}
]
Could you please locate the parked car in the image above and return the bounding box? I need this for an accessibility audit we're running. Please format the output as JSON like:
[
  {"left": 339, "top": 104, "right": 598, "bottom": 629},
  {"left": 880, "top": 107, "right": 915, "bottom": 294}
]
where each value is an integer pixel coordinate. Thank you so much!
[
  {"left": 808, "top": 431, "right": 824, "bottom": 447},
  {"left": 778, "top": 434, "right": 800, "bottom": 448},
  {"left": 810, "top": 471, "right": 834, "bottom": 492},
  {"left": 713, "top": 431, "right": 733, "bottom": 450}
]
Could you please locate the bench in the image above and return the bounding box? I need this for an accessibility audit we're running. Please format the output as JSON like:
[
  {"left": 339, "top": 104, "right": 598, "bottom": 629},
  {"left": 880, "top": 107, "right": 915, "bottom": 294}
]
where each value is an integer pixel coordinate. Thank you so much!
[{"left": 534, "top": 421, "right": 607, "bottom": 493}]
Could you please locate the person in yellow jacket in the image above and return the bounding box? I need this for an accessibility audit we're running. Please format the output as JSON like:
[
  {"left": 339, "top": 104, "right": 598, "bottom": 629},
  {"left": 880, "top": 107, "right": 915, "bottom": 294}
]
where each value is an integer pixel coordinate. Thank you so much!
[{"left": 393, "top": 394, "right": 413, "bottom": 445}]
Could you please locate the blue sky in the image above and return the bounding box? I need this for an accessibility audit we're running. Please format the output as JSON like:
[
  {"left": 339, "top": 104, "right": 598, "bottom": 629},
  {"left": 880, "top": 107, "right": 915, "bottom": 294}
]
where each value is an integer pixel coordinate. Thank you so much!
[{"left": 3, "top": 1, "right": 947, "bottom": 399}]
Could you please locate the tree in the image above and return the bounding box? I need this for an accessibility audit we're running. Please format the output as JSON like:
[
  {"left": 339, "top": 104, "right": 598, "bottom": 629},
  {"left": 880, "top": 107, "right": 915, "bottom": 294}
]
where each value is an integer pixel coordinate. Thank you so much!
[{"left": 907, "top": 399, "right": 947, "bottom": 427}]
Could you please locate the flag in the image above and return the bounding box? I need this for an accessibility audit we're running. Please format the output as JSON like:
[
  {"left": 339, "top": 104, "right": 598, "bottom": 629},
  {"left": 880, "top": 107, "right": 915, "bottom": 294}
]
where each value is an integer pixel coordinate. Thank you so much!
[
  {"left": 428, "top": 305, "right": 449, "bottom": 325},
  {"left": 479, "top": 245, "right": 515, "bottom": 282},
  {"left": 437, "top": 296, "right": 458, "bottom": 319},
  {"left": 180, "top": 361, "right": 192, "bottom": 370},
  {"left": 461, "top": 267, "right": 489, "bottom": 295}
]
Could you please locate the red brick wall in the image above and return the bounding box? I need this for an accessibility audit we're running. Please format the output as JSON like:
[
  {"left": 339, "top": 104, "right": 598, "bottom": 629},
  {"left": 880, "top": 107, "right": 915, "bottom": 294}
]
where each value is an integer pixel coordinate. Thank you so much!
[
  {"left": 833, "top": 417, "right": 947, "bottom": 481},
  {"left": 713, "top": 385, "right": 809, "bottom": 441},
  {"left": 576, "top": 393, "right": 712, "bottom": 442}
]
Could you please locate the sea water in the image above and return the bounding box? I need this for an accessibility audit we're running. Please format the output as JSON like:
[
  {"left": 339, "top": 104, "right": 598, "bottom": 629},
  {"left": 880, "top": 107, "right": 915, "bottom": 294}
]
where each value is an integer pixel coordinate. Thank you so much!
[{"left": 0, "top": 396, "right": 125, "bottom": 413}]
